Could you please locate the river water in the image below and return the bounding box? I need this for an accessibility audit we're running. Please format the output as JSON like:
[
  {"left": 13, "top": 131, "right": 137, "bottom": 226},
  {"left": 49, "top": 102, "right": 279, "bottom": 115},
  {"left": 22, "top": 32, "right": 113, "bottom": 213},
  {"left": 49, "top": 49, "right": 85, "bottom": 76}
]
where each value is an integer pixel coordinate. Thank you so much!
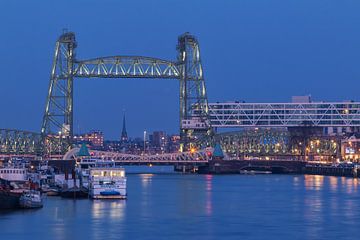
[{"left": 1, "top": 169, "right": 360, "bottom": 240}]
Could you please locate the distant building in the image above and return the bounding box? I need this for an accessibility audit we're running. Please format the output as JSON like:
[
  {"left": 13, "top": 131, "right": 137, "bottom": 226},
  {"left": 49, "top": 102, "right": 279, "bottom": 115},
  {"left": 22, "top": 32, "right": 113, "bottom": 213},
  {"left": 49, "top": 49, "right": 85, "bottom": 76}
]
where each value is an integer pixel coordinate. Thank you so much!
[
  {"left": 341, "top": 136, "right": 360, "bottom": 162},
  {"left": 291, "top": 95, "right": 311, "bottom": 103},
  {"left": 73, "top": 130, "right": 104, "bottom": 149},
  {"left": 103, "top": 130, "right": 180, "bottom": 154},
  {"left": 151, "top": 131, "right": 168, "bottom": 153},
  {"left": 169, "top": 135, "right": 181, "bottom": 152},
  {"left": 103, "top": 140, "right": 122, "bottom": 152}
]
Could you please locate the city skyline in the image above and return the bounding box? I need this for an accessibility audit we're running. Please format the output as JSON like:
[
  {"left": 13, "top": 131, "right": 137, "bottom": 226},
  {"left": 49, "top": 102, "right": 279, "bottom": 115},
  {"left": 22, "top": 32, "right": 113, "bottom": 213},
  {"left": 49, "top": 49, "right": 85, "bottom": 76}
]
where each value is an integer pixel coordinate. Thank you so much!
[
  {"left": 1, "top": 2, "right": 360, "bottom": 238},
  {"left": 0, "top": 0, "right": 360, "bottom": 139}
]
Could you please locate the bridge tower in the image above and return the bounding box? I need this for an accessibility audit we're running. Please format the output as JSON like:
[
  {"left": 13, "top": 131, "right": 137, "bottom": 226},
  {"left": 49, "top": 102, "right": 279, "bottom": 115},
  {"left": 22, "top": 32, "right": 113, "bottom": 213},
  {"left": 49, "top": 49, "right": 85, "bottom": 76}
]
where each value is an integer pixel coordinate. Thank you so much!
[
  {"left": 41, "top": 31, "right": 76, "bottom": 154},
  {"left": 177, "top": 33, "right": 211, "bottom": 151}
]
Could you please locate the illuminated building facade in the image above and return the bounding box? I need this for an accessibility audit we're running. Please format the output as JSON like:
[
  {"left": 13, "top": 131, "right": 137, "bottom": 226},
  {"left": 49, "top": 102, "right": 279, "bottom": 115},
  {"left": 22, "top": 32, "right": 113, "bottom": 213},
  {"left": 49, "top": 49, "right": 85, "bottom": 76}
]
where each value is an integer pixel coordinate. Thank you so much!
[
  {"left": 341, "top": 136, "right": 360, "bottom": 162},
  {"left": 73, "top": 130, "right": 104, "bottom": 148}
]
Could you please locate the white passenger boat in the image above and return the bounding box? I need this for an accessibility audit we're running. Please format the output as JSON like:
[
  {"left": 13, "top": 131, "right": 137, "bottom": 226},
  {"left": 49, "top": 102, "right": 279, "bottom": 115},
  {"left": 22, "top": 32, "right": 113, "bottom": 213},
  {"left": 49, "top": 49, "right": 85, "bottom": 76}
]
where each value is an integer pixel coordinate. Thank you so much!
[
  {"left": 0, "top": 166, "right": 28, "bottom": 182},
  {"left": 89, "top": 167, "right": 127, "bottom": 199},
  {"left": 76, "top": 158, "right": 116, "bottom": 189}
]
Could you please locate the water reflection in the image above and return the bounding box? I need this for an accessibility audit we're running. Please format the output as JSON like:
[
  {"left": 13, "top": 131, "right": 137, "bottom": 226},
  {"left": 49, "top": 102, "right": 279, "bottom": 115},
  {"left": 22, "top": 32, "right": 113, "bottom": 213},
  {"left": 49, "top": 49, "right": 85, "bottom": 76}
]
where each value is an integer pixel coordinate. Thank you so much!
[
  {"left": 329, "top": 176, "right": 338, "bottom": 192},
  {"left": 3, "top": 174, "right": 360, "bottom": 240},
  {"left": 333, "top": 177, "right": 359, "bottom": 194},
  {"left": 51, "top": 199, "right": 80, "bottom": 240},
  {"left": 303, "top": 176, "right": 325, "bottom": 238},
  {"left": 205, "top": 175, "right": 213, "bottom": 216},
  {"left": 345, "top": 177, "right": 358, "bottom": 194},
  {"left": 140, "top": 173, "right": 154, "bottom": 188},
  {"left": 92, "top": 200, "right": 126, "bottom": 220},
  {"left": 91, "top": 200, "right": 126, "bottom": 240},
  {"left": 304, "top": 175, "right": 324, "bottom": 191},
  {"left": 293, "top": 176, "right": 300, "bottom": 188}
]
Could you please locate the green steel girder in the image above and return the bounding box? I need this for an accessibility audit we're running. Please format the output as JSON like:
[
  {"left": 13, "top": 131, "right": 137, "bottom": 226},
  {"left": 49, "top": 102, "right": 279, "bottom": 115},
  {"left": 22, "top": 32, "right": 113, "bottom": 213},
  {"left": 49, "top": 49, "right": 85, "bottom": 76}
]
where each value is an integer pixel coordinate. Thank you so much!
[{"left": 0, "top": 129, "right": 42, "bottom": 155}]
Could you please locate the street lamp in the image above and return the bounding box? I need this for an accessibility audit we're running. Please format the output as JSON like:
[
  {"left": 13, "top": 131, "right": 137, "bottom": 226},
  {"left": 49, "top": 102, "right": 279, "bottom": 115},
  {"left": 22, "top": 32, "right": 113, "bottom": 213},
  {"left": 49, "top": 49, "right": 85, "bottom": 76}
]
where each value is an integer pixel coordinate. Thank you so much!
[
  {"left": 58, "top": 131, "right": 62, "bottom": 156},
  {"left": 143, "top": 130, "right": 147, "bottom": 155}
]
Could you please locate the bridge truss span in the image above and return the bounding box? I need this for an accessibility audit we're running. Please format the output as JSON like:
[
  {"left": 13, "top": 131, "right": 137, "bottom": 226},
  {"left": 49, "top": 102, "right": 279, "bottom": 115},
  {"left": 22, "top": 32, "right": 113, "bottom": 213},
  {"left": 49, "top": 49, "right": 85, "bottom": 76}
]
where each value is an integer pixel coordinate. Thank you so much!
[
  {"left": 73, "top": 56, "right": 180, "bottom": 79},
  {"left": 209, "top": 102, "right": 360, "bottom": 128},
  {"left": 64, "top": 148, "right": 211, "bottom": 164},
  {"left": 0, "top": 129, "right": 42, "bottom": 155}
]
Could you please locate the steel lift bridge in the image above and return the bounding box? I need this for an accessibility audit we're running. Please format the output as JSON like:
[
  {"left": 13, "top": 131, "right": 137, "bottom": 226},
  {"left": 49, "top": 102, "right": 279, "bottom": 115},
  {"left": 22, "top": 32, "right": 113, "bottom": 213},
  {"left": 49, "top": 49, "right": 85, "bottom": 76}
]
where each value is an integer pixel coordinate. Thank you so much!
[
  {"left": 3, "top": 32, "right": 360, "bottom": 160},
  {"left": 38, "top": 31, "right": 211, "bottom": 159}
]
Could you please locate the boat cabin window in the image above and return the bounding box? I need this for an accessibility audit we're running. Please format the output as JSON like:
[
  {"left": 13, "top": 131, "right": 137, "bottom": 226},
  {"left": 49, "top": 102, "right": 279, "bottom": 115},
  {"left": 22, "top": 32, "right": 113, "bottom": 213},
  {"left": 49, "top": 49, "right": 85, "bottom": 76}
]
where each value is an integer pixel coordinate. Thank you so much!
[{"left": 90, "top": 169, "right": 125, "bottom": 178}]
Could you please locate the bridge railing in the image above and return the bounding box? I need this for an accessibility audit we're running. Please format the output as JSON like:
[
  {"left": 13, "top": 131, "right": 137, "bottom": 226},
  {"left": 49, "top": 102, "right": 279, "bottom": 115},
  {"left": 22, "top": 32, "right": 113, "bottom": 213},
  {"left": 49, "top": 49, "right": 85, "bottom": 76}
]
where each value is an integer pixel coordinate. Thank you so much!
[
  {"left": 64, "top": 148, "right": 212, "bottom": 163},
  {"left": 90, "top": 150, "right": 211, "bottom": 163}
]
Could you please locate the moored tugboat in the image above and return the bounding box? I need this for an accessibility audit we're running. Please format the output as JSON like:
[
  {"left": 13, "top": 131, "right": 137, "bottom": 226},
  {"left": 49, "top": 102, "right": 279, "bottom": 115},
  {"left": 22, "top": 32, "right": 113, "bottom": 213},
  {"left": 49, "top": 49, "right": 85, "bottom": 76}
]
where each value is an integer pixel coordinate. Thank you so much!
[{"left": 19, "top": 190, "right": 43, "bottom": 209}]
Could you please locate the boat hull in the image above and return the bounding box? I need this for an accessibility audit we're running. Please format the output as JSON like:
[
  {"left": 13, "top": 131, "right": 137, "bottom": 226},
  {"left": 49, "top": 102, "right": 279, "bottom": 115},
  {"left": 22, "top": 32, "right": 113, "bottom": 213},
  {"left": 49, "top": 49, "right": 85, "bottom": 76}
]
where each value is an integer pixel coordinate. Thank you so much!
[
  {"left": 60, "top": 187, "right": 88, "bottom": 199},
  {"left": 0, "top": 191, "right": 21, "bottom": 209},
  {"left": 47, "top": 190, "right": 60, "bottom": 196},
  {"left": 91, "top": 191, "right": 127, "bottom": 199},
  {"left": 19, "top": 199, "right": 43, "bottom": 209},
  {"left": 91, "top": 195, "right": 127, "bottom": 199}
]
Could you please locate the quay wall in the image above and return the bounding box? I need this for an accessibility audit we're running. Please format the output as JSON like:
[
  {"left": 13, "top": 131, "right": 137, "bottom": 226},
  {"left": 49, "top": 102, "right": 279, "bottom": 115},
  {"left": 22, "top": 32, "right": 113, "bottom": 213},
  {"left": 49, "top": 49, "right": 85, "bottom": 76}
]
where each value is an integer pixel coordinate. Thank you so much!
[{"left": 198, "top": 160, "right": 360, "bottom": 178}]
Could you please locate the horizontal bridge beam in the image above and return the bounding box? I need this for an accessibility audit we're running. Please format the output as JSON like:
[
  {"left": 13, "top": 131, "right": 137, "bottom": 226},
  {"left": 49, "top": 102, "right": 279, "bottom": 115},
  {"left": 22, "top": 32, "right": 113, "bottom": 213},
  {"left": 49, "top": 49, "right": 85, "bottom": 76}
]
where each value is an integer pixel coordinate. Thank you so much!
[
  {"left": 209, "top": 102, "right": 360, "bottom": 127},
  {"left": 73, "top": 56, "right": 180, "bottom": 79}
]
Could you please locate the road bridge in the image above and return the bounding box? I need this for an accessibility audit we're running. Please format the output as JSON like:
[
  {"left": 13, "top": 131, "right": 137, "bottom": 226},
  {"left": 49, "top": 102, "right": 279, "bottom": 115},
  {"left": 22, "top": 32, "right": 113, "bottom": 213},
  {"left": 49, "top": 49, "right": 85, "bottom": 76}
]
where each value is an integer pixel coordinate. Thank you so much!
[
  {"left": 0, "top": 129, "right": 42, "bottom": 155},
  {"left": 63, "top": 147, "right": 212, "bottom": 164}
]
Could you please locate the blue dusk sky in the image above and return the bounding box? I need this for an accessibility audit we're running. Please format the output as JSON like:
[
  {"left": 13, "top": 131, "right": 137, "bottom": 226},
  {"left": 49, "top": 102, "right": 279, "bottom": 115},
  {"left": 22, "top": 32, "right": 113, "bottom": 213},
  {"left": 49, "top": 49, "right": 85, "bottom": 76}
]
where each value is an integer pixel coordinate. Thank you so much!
[{"left": 0, "top": 0, "right": 359, "bottom": 139}]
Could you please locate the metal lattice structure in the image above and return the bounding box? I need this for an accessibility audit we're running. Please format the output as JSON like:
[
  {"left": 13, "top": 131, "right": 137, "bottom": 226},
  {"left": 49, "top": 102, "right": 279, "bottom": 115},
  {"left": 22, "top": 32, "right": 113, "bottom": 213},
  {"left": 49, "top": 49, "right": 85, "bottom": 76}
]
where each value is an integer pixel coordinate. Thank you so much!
[
  {"left": 204, "top": 129, "right": 339, "bottom": 160},
  {"left": 41, "top": 31, "right": 210, "bottom": 154},
  {"left": 74, "top": 56, "right": 180, "bottom": 78},
  {"left": 209, "top": 102, "right": 360, "bottom": 128},
  {"left": 41, "top": 32, "right": 76, "bottom": 154},
  {"left": 63, "top": 147, "right": 212, "bottom": 163},
  {"left": 0, "top": 129, "right": 42, "bottom": 155}
]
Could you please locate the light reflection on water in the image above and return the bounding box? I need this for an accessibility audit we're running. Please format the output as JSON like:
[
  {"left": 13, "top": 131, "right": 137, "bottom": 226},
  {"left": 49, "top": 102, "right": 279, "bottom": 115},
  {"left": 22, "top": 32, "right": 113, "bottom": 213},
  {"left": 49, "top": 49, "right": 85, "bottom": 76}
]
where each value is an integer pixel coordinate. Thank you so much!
[
  {"left": 91, "top": 200, "right": 126, "bottom": 240},
  {"left": 140, "top": 173, "right": 154, "bottom": 188},
  {"left": 1, "top": 174, "right": 360, "bottom": 240},
  {"left": 298, "top": 175, "right": 360, "bottom": 239},
  {"left": 304, "top": 174, "right": 324, "bottom": 191},
  {"left": 92, "top": 200, "right": 125, "bottom": 219},
  {"left": 205, "top": 174, "right": 213, "bottom": 216}
]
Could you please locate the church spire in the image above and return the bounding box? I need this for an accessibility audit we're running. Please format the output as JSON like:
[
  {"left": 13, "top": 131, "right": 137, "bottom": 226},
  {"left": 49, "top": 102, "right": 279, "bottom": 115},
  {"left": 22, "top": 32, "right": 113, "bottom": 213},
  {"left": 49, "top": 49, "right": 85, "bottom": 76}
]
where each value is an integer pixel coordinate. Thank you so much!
[{"left": 121, "top": 113, "right": 128, "bottom": 142}]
